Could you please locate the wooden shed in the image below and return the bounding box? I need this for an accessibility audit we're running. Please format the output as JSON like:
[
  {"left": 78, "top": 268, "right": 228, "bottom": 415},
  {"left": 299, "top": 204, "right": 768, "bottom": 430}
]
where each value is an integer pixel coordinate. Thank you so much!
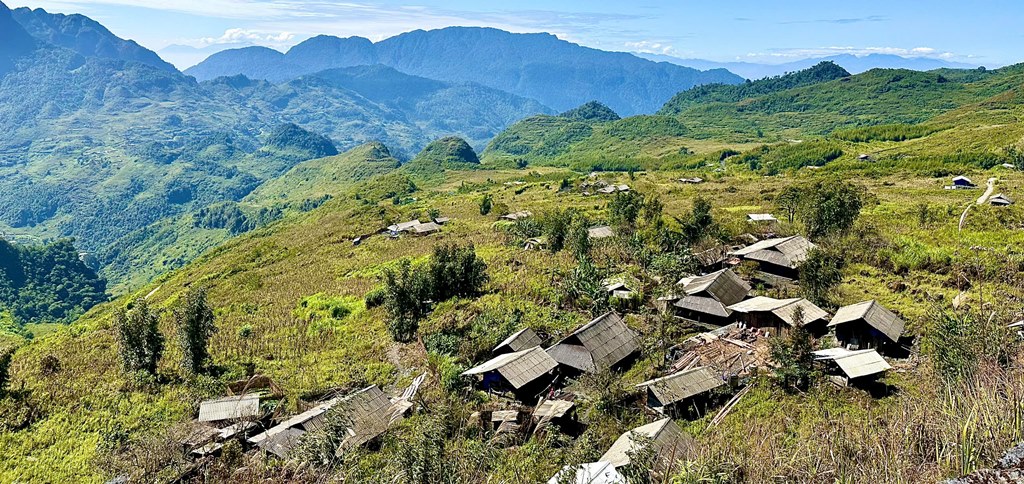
[
  {"left": 492, "top": 327, "right": 543, "bottom": 356},
  {"left": 599, "top": 418, "right": 694, "bottom": 476},
  {"left": 462, "top": 346, "right": 558, "bottom": 401},
  {"left": 828, "top": 300, "right": 905, "bottom": 355},
  {"left": 636, "top": 366, "right": 726, "bottom": 416}
]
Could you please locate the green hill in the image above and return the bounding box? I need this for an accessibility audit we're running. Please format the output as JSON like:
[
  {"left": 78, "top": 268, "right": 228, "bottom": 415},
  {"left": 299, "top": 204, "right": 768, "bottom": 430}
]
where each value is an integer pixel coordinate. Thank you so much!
[{"left": 402, "top": 136, "right": 481, "bottom": 176}]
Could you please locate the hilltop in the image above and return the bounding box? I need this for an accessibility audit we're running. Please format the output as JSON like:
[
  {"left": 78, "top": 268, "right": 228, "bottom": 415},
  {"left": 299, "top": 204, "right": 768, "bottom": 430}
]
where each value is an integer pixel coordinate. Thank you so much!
[{"left": 185, "top": 27, "right": 744, "bottom": 115}]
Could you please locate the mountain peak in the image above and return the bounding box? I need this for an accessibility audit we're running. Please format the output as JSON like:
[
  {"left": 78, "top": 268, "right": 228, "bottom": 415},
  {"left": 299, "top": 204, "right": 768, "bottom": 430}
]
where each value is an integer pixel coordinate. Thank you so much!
[{"left": 560, "top": 101, "right": 620, "bottom": 122}]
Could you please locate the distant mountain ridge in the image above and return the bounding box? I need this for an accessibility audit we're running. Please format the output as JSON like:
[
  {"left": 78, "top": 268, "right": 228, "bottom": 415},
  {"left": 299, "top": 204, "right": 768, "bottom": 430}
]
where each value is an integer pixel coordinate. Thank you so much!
[
  {"left": 186, "top": 27, "right": 744, "bottom": 115},
  {"left": 637, "top": 52, "right": 979, "bottom": 79}
]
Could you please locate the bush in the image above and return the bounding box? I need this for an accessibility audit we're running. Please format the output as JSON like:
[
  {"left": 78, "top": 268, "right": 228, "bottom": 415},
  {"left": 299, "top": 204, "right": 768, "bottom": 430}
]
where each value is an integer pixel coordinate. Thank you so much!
[
  {"left": 799, "top": 248, "right": 845, "bottom": 306},
  {"left": 364, "top": 287, "right": 387, "bottom": 309},
  {"left": 113, "top": 298, "right": 164, "bottom": 375}
]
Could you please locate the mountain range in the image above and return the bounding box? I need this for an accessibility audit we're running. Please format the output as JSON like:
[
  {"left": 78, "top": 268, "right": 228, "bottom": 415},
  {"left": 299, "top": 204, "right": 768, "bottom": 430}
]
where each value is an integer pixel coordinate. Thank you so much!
[
  {"left": 636, "top": 52, "right": 980, "bottom": 80},
  {"left": 184, "top": 27, "right": 744, "bottom": 115}
]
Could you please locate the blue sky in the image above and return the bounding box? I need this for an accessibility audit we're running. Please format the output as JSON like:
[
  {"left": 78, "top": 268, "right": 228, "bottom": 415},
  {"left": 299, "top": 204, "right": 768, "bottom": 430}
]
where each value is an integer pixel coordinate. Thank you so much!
[{"left": 7, "top": 0, "right": 1023, "bottom": 69}]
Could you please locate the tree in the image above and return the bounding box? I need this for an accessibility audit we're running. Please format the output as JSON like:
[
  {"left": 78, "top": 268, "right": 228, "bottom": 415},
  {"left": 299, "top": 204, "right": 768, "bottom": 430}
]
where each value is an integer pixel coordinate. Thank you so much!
[
  {"left": 381, "top": 260, "right": 432, "bottom": 343},
  {"left": 799, "top": 247, "right": 845, "bottom": 306},
  {"left": 608, "top": 190, "right": 645, "bottom": 232},
  {"left": 0, "top": 348, "right": 12, "bottom": 395},
  {"left": 113, "top": 298, "right": 164, "bottom": 375},
  {"left": 798, "top": 181, "right": 863, "bottom": 239},
  {"left": 566, "top": 217, "right": 592, "bottom": 262},
  {"left": 427, "top": 244, "right": 489, "bottom": 301},
  {"left": 776, "top": 185, "right": 802, "bottom": 223},
  {"left": 174, "top": 286, "right": 216, "bottom": 374},
  {"left": 542, "top": 209, "right": 576, "bottom": 253},
  {"left": 769, "top": 307, "right": 815, "bottom": 392},
  {"left": 678, "top": 196, "right": 719, "bottom": 245},
  {"left": 479, "top": 194, "right": 493, "bottom": 216}
]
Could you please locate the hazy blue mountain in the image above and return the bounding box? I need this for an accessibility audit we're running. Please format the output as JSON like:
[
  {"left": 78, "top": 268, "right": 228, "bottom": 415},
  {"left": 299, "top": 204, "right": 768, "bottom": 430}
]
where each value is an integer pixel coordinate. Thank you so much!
[
  {"left": 11, "top": 6, "right": 175, "bottom": 72},
  {"left": 637, "top": 52, "right": 978, "bottom": 79},
  {"left": 186, "top": 27, "right": 743, "bottom": 115},
  {"left": 0, "top": 2, "right": 37, "bottom": 75}
]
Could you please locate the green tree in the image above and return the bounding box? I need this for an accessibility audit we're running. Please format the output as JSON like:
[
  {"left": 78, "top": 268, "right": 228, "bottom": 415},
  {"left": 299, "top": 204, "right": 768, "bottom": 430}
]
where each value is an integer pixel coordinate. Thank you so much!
[
  {"left": 799, "top": 181, "right": 863, "bottom": 239},
  {"left": 566, "top": 217, "right": 592, "bottom": 261},
  {"left": 0, "top": 348, "right": 12, "bottom": 395},
  {"left": 768, "top": 307, "right": 815, "bottom": 392},
  {"left": 776, "top": 185, "right": 803, "bottom": 223},
  {"left": 381, "top": 260, "right": 432, "bottom": 343},
  {"left": 678, "top": 196, "right": 719, "bottom": 245},
  {"left": 799, "top": 248, "right": 845, "bottom": 306},
  {"left": 113, "top": 298, "right": 164, "bottom": 375},
  {"left": 174, "top": 286, "right": 216, "bottom": 374},
  {"left": 608, "top": 190, "right": 645, "bottom": 232},
  {"left": 427, "top": 244, "right": 489, "bottom": 301},
  {"left": 479, "top": 194, "right": 493, "bottom": 216}
]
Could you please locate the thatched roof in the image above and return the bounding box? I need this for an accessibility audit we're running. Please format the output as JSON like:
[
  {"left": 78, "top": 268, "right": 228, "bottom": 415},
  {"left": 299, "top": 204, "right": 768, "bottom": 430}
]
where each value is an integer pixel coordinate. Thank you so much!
[
  {"left": 828, "top": 300, "right": 905, "bottom": 343},
  {"left": 493, "top": 327, "right": 543, "bottom": 355},
  {"left": 814, "top": 348, "right": 891, "bottom": 379},
  {"left": 462, "top": 346, "right": 557, "bottom": 389},
  {"left": 637, "top": 366, "right": 725, "bottom": 407},
  {"left": 600, "top": 418, "right": 693, "bottom": 469},
  {"left": 547, "top": 312, "right": 639, "bottom": 372},
  {"left": 729, "top": 236, "right": 815, "bottom": 269},
  {"left": 198, "top": 395, "right": 260, "bottom": 422}
]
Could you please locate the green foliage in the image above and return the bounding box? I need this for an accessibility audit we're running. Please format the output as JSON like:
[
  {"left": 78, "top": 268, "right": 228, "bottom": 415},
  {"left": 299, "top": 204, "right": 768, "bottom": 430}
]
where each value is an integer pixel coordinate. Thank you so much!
[
  {"left": 798, "top": 181, "right": 864, "bottom": 239},
  {"left": 799, "top": 248, "right": 846, "bottom": 306},
  {"left": 364, "top": 287, "right": 387, "bottom": 309},
  {"left": 173, "top": 286, "right": 216, "bottom": 374},
  {"left": 831, "top": 123, "right": 940, "bottom": 142},
  {"left": 559, "top": 101, "right": 621, "bottom": 122},
  {"left": 0, "top": 348, "right": 12, "bottom": 395},
  {"left": 608, "top": 190, "right": 646, "bottom": 233},
  {"left": 677, "top": 196, "right": 721, "bottom": 245},
  {"left": 775, "top": 185, "right": 802, "bottom": 223},
  {"left": 264, "top": 123, "right": 338, "bottom": 158},
  {"left": 479, "top": 194, "right": 493, "bottom": 216},
  {"left": 740, "top": 141, "right": 844, "bottom": 174},
  {"left": 926, "top": 308, "right": 982, "bottom": 383},
  {"left": 768, "top": 311, "right": 816, "bottom": 392},
  {"left": 404, "top": 136, "right": 480, "bottom": 176},
  {"left": 113, "top": 298, "right": 164, "bottom": 375},
  {"left": 357, "top": 173, "right": 418, "bottom": 203},
  {"left": 0, "top": 239, "right": 107, "bottom": 324},
  {"left": 660, "top": 61, "right": 851, "bottom": 115}
]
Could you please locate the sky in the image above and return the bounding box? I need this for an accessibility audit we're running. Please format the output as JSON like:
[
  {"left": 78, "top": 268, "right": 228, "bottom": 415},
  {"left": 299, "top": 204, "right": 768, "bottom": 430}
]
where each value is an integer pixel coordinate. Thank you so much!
[{"left": 6, "top": 0, "right": 1023, "bottom": 69}]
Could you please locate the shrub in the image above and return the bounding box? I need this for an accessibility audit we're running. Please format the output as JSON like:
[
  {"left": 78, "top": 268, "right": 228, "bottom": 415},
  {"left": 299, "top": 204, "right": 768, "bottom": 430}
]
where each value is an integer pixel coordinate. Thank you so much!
[{"left": 113, "top": 298, "right": 164, "bottom": 375}]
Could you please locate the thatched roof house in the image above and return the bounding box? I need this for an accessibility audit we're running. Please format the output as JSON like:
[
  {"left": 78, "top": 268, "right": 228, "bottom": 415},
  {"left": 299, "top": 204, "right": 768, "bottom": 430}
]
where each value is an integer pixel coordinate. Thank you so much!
[
  {"left": 828, "top": 300, "right": 905, "bottom": 354},
  {"left": 600, "top": 418, "right": 693, "bottom": 473},
  {"left": 636, "top": 366, "right": 725, "bottom": 415},
  {"left": 727, "top": 296, "right": 829, "bottom": 336},
  {"left": 729, "top": 235, "right": 815, "bottom": 279},
  {"left": 493, "top": 327, "right": 543, "bottom": 356},
  {"left": 462, "top": 346, "right": 558, "bottom": 400},
  {"left": 546, "top": 312, "right": 640, "bottom": 375},
  {"left": 674, "top": 269, "right": 750, "bottom": 325}
]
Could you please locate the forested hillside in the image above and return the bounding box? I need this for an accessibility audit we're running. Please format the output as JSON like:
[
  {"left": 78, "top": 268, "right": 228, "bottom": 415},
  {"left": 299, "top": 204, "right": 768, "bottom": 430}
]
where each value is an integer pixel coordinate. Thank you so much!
[{"left": 0, "top": 238, "right": 106, "bottom": 326}]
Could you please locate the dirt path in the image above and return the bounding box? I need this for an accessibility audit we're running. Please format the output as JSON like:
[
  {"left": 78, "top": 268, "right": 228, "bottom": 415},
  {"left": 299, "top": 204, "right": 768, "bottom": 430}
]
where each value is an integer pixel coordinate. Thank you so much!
[{"left": 976, "top": 177, "right": 997, "bottom": 205}]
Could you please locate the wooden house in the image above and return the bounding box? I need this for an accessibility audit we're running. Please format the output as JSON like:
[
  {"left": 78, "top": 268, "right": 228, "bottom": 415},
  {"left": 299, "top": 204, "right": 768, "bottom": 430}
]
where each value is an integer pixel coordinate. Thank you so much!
[
  {"left": 462, "top": 346, "right": 558, "bottom": 401},
  {"left": 492, "top": 327, "right": 543, "bottom": 356},
  {"left": 546, "top": 312, "right": 640, "bottom": 376},
  {"left": 600, "top": 418, "right": 693, "bottom": 477},
  {"left": 636, "top": 366, "right": 726, "bottom": 416},
  {"left": 728, "top": 235, "right": 815, "bottom": 280},
  {"left": 727, "top": 296, "right": 829, "bottom": 336},
  {"left": 674, "top": 269, "right": 750, "bottom": 326},
  {"left": 828, "top": 300, "right": 905, "bottom": 355}
]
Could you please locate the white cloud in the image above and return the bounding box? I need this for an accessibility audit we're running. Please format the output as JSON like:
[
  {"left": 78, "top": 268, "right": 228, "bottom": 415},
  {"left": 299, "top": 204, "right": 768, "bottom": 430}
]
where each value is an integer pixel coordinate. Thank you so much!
[
  {"left": 197, "top": 28, "right": 294, "bottom": 47},
  {"left": 623, "top": 40, "right": 677, "bottom": 56}
]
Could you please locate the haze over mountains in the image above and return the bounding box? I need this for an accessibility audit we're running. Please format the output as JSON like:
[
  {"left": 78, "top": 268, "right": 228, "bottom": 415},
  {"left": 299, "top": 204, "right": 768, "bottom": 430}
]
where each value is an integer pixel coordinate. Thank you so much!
[{"left": 636, "top": 52, "right": 980, "bottom": 80}]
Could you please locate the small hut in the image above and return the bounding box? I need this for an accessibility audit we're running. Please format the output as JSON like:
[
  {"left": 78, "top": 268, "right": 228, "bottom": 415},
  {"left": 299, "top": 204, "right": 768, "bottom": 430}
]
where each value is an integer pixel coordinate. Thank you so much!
[
  {"left": 492, "top": 327, "right": 543, "bottom": 356},
  {"left": 726, "top": 296, "right": 829, "bottom": 336},
  {"left": 524, "top": 236, "right": 548, "bottom": 251},
  {"left": 728, "top": 235, "right": 815, "bottom": 280},
  {"left": 813, "top": 348, "right": 891, "bottom": 387},
  {"left": 600, "top": 418, "right": 693, "bottom": 476},
  {"left": 990, "top": 193, "right": 1014, "bottom": 206},
  {"left": 636, "top": 366, "right": 726, "bottom": 416},
  {"left": 462, "top": 346, "right": 558, "bottom": 401},
  {"left": 411, "top": 222, "right": 441, "bottom": 236},
  {"left": 828, "top": 300, "right": 905, "bottom": 355},
  {"left": 547, "top": 312, "right": 640, "bottom": 376},
  {"left": 674, "top": 269, "right": 750, "bottom": 326},
  {"left": 951, "top": 176, "right": 976, "bottom": 189},
  {"left": 386, "top": 220, "right": 421, "bottom": 233}
]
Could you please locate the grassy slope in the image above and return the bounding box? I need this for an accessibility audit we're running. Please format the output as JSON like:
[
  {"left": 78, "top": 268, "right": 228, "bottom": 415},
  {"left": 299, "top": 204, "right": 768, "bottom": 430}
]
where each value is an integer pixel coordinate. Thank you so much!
[{"left": 3, "top": 153, "right": 1024, "bottom": 480}]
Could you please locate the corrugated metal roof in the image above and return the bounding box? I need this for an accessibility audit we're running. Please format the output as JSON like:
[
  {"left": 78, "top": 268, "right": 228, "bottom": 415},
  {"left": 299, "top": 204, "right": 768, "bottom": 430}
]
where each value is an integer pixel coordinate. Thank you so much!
[
  {"left": 547, "top": 461, "right": 625, "bottom": 484},
  {"left": 747, "top": 213, "right": 778, "bottom": 222},
  {"left": 552, "top": 312, "right": 640, "bottom": 372},
  {"left": 675, "top": 295, "right": 731, "bottom": 318},
  {"left": 728, "top": 296, "right": 796, "bottom": 313},
  {"left": 462, "top": 346, "right": 557, "bottom": 389},
  {"left": 773, "top": 298, "right": 829, "bottom": 327},
  {"left": 249, "top": 397, "right": 342, "bottom": 457},
  {"left": 198, "top": 395, "right": 261, "bottom": 422},
  {"left": 387, "top": 220, "right": 421, "bottom": 232},
  {"left": 494, "top": 327, "right": 543, "bottom": 355},
  {"left": 600, "top": 418, "right": 693, "bottom": 469},
  {"left": 535, "top": 399, "right": 575, "bottom": 419},
  {"left": 588, "top": 225, "right": 615, "bottom": 239},
  {"left": 336, "top": 385, "right": 393, "bottom": 454},
  {"left": 828, "top": 300, "right": 905, "bottom": 342},
  {"left": 547, "top": 342, "right": 596, "bottom": 372},
  {"left": 680, "top": 269, "right": 750, "bottom": 306},
  {"left": 814, "top": 348, "right": 891, "bottom": 378},
  {"left": 412, "top": 222, "right": 441, "bottom": 234},
  {"left": 637, "top": 366, "right": 725, "bottom": 406},
  {"left": 729, "top": 236, "right": 815, "bottom": 269}
]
